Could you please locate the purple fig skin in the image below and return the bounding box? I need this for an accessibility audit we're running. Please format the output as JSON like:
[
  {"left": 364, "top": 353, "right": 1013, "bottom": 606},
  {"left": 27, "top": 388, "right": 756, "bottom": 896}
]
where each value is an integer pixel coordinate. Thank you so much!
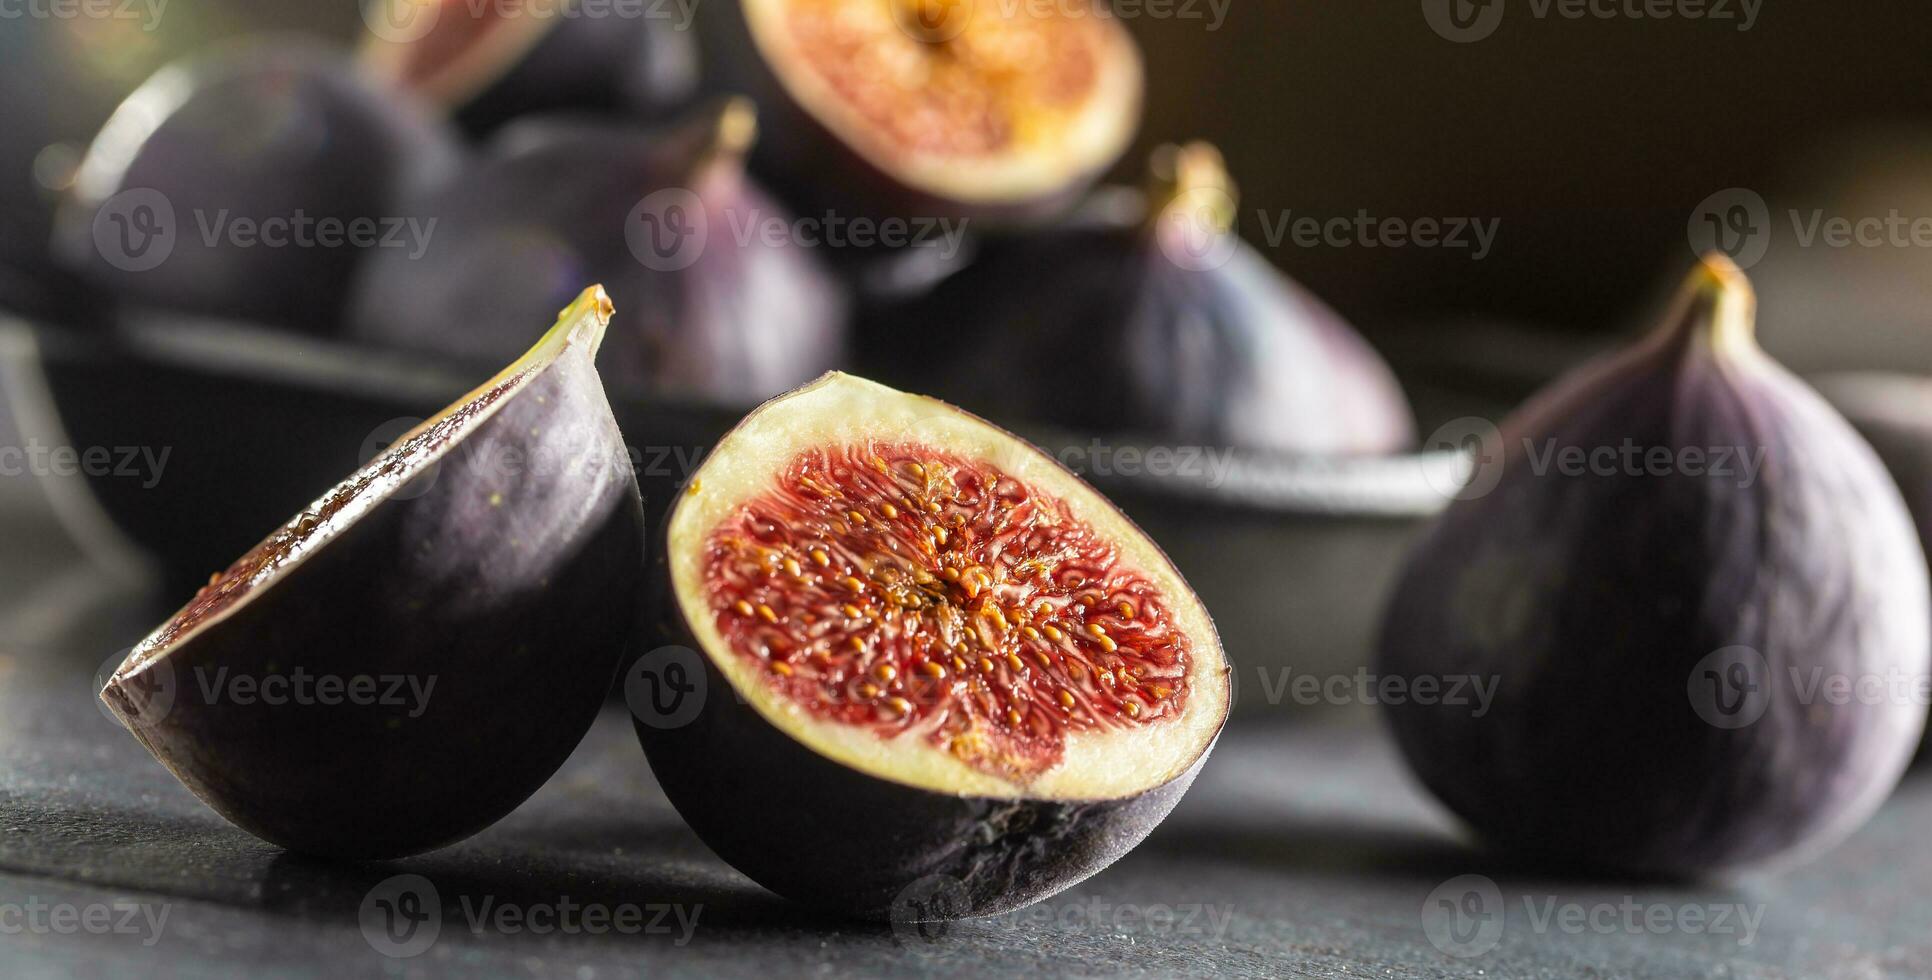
[
  {"left": 635, "top": 646, "right": 1212, "bottom": 920},
  {"left": 359, "top": 1, "right": 700, "bottom": 138},
  {"left": 1814, "top": 372, "right": 1932, "bottom": 763},
  {"left": 881, "top": 178, "right": 1414, "bottom": 456},
  {"left": 1376, "top": 256, "right": 1930, "bottom": 877},
  {"left": 348, "top": 103, "right": 848, "bottom": 404},
  {"left": 55, "top": 39, "right": 460, "bottom": 334},
  {"left": 102, "top": 291, "right": 647, "bottom": 859}
]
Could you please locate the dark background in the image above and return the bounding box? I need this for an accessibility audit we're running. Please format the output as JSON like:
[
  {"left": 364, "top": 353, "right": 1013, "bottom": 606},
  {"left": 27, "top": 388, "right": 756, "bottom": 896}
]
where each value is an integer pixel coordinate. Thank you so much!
[{"left": 9, "top": 0, "right": 1932, "bottom": 339}]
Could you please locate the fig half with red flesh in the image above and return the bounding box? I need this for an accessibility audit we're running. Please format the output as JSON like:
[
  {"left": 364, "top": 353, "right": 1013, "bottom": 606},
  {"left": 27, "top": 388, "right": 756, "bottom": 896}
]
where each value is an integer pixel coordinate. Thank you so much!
[
  {"left": 701, "top": 0, "right": 1143, "bottom": 223},
  {"left": 637, "top": 373, "right": 1229, "bottom": 919},
  {"left": 101, "top": 287, "right": 647, "bottom": 860}
]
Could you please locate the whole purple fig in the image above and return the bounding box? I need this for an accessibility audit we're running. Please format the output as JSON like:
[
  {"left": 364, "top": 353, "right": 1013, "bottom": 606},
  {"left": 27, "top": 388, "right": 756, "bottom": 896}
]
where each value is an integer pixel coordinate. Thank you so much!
[
  {"left": 888, "top": 143, "right": 1413, "bottom": 456},
  {"left": 349, "top": 99, "right": 848, "bottom": 404},
  {"left": 1377, "top": 255, "right": 1929, "bottom": 876}
]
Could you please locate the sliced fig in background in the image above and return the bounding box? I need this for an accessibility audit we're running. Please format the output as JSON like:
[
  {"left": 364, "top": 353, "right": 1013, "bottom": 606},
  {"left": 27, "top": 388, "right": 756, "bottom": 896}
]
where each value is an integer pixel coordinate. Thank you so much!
[
  {"left": 349, "top": 99, "right": 849, "bottom": 405},
  {"left": 699, "top": 0, "right": 1142, "bottom": 225},
  {"left": 101, "top": 287, "right": 647, "bottom": 860},
  {"left": 358, "top": 0, "right": 699, "bottom": 137},
  {"left": 1377, "top": 256, "right": 1929, "bottom": 876},
  {"left": 635, "top": 372, "right": 1229, "bottom": 919},
  {"left": 53, "top": 39, "right": 461, "bottom": 334},
  {"left": 874, "top": 144, "right": 1414, "bottom": 456}
]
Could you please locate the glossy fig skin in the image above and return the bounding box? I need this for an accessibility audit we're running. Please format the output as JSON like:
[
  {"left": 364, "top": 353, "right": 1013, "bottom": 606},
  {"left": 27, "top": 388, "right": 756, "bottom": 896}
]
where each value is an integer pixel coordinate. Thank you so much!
[
  {"left": 635, "top": 646, "right": 1209, "bottom": 920},
  {"left": 358, "top": 0, "right": 700, "bottom": 137},
  {"left": 55, "top": 39, "right": 460, "bottom": 334},
  {"left": 348, "top": 103, "right": 848, "bottom": 404},
  {"left": 103, "top": 293, "right": 647, "bottom": 859},
  {"left": 878, "top": 157, "right": 1414, "bottom": 456},
  {"left": 1376, "top": 258, "right": 1929, "bottom": 877}
]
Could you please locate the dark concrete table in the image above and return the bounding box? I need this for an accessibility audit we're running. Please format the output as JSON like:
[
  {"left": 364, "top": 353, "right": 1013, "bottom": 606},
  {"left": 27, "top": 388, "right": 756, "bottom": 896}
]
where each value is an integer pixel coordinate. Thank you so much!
[{"left": 0, "top": 420, "right": 1924, "bottom": 979}]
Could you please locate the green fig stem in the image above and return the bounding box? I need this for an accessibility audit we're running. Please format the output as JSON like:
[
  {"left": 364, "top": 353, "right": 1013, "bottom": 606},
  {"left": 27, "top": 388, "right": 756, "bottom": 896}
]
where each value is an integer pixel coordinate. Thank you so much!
[
  {"left": 1146, "top": 142, "right": 1238, "bottom": 237},
  {"left": 701, "top": 96, "right": 759, "bottom": 169},
  {"left": 1659, "top": 252, "right": 1759, "bottom": 358}
]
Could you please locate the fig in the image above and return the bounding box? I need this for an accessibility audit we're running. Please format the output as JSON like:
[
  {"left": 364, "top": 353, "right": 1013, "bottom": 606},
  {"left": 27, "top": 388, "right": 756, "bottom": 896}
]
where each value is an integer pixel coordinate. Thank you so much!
[
  {"left": 54, "top": 39, "right": 460, "bottom": 334},
  {"left": 633, "top": 372, "right": 1230, "bottom": 919},
  {"left": 100, "top": 287, "right": 647, "bottom": 859},
  {"left": 348, "top": 99, "right": 849, "bottom": 405},
  {"left": 358, "top": 0, "right": 699, "bottom": 137},
  {"left": 1376, "top": 256, "right": 1929, "bottom": 876},
  {"left": 889, "top": 144, "right": 1414, "bottom": 455},
  {"left": 697, "top": 0, "right": 1142, "bottom": 224}
]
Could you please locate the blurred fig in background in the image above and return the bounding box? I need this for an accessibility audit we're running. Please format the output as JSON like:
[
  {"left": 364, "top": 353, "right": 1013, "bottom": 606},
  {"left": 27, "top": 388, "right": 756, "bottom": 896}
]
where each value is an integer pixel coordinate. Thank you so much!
[
  {"left": 358, "top": 0, "right": 699, "bottom": 138},
  {"left": 349, "top": 99, "right": 848, "bottom": 405},
  {"left": 1378, "top": 256, "right": 1929, "bottom": 876},
  {"left": 872, "top": 143, "right": 1414, "bottom": 456},
  {"left": 53, "top": 38, "right": 461, "bottom": 334},
  {"left": 697, "top": 0, "right": 1142, "bottom": 226}
]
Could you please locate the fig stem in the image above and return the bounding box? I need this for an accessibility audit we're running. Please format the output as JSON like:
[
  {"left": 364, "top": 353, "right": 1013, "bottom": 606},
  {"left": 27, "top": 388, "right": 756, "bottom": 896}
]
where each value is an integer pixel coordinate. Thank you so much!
[
  {"left": 1146, "top": 142, "right": 1238, "bottom": 239},
  {"left": 703, "top": 96, "right": 760, "bottom": 166},
  {"left": 1663, "top": 252, "right": 1759, "bottom": 357}
]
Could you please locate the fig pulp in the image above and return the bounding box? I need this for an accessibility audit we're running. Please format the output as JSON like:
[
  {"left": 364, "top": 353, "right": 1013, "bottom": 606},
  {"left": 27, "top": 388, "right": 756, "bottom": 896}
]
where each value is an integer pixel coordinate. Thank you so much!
[
  {"left": 55, "top": 39, "right": 460, "bottom": 334},
  {"left": 101, "top": 287, "right": 647, "bottom": 859},
  {"left": 1377, "top": 256, "right": 1929, "bottom": 876},
  {"left": 349, "top": 100, "right": 848, "bottom": 405},
  {"left": 887, "top": 144, "right": 1414, "bottom": 456},
  {"left": 636, "top": 373, "right": 1229, "bottom": 919},
  {"left": 358, "top": 0, "right": 699, "bottom": 137},
  {"left": 699, "top": 0, "right": 1143, "bottom": 224}
]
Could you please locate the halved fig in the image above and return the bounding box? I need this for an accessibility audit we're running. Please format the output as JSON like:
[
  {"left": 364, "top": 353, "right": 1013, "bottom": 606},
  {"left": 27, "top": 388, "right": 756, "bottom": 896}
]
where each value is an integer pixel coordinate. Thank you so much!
[
  {"left": 700, "top": 0, "right": 1143, "bottom": 223},
  {"left": 635, "top": 372, "right": 1229, "bottom": 919},
  {"left": 101, "top": 287, "right": 646, "bottom": 860},
  {"left": 358, "top": 0, "right": 699, "bottom": 136}
]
